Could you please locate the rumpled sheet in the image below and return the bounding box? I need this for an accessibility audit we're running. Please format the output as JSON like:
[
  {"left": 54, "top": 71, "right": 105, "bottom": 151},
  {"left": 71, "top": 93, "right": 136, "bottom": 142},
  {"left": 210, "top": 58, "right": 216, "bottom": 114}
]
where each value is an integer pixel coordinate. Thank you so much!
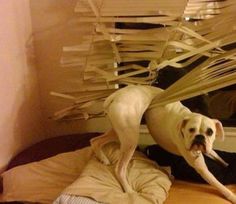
[{"left": 59, "top": 143, "right": 172, "bottom": 204}]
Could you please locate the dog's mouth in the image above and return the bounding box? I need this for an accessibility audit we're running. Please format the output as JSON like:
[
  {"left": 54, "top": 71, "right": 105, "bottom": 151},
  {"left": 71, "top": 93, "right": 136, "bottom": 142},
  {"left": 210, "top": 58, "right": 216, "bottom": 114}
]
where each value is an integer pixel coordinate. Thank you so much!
[{"left": 190, "top": 141, "right": 206, "bottom": 153}]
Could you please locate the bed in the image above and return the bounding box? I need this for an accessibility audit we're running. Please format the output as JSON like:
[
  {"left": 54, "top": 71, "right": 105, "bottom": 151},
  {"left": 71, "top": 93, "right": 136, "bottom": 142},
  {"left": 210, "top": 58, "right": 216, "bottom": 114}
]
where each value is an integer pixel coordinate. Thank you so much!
[{"left": 0, "top": 133, "right": 235, "bottom": 204}]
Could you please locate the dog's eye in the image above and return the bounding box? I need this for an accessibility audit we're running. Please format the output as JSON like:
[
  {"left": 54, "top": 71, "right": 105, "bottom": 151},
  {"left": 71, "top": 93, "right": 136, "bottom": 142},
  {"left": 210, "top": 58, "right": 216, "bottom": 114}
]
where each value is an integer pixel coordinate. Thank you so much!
[
  {"left": 189, "top": 128, "right": 195, "bottom": 133},
  {"left": 206, "top": 128, "right": 213, "bottom": 136}
]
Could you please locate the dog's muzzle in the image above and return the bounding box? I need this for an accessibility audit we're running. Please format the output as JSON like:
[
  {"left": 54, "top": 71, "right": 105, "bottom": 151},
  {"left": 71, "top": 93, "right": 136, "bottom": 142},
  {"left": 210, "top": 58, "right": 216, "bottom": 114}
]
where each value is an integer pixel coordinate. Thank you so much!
[{"left": 190, "top": 134, "right": 206, "bottom": 152}]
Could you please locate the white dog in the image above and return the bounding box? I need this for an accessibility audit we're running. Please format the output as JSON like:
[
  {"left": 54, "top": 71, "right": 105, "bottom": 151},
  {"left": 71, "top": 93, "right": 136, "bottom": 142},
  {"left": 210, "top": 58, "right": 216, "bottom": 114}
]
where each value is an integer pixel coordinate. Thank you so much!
[{"left": 90, "top": 85, "right": 236, "bottom": 203}]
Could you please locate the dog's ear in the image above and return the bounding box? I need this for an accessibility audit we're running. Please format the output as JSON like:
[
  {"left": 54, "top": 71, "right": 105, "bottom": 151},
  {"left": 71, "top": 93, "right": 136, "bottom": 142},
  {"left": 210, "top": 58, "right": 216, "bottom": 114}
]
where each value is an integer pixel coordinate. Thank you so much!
[
  {"left": 181, "top": 117, "right": 189, "bottom": 129},
  {"left": 177, "top": 117, "right": 189, "bottom": 135},
  {"left": 213, "top": 119, "right": 224, "bottom": 141}
]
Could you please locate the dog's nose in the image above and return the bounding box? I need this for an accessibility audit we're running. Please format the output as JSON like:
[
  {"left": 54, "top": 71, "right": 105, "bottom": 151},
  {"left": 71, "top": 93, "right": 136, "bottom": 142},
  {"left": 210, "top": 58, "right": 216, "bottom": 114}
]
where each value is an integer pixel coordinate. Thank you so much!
[{"left": 195, "top": 134, "right": 205, "bottom": 142}]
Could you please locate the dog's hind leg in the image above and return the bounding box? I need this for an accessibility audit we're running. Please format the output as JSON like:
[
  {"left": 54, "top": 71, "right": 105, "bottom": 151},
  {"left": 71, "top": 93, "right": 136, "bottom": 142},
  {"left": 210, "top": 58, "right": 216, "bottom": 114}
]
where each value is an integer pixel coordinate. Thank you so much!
[
  {"left": 102, "top": 86, "right": 156, "bottom": 192},
  {"left": 114, "top": 126, "right": 139, "bottom": 193},
  {"left": 108, "top": 102, "right": 144, "bottom": 193},
  {"left": 90, "top": 129, "right": 117, "bottom": 165}
]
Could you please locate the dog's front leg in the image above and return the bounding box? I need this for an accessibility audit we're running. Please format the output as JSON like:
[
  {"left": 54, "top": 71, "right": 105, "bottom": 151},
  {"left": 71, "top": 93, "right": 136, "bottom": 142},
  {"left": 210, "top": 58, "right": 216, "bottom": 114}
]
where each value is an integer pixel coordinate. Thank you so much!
[
  {"left": 191, "top": 154, "right": 236, "bottom": 203},
  {"left": 205, "top": 150, "right": 229, "bottom": 167},
  {"left": 104, "top": 86, "right": 154, "bottom": 193}
]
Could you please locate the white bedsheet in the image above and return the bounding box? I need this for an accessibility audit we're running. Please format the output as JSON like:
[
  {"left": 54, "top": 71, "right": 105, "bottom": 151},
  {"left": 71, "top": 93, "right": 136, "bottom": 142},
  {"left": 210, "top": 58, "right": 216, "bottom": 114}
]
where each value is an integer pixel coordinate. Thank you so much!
[{"left": 53, "top": 194, "right": 103, "bottom": 204}]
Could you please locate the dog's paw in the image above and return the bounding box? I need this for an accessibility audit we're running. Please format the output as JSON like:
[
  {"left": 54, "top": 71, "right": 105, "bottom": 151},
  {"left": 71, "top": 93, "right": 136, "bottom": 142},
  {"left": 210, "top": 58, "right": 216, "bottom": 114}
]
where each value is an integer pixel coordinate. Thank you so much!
[
  {"left": 223, "top": 161, "right": 229, "bottom": 168},
  {"left": 90, "top": 144, "right": 111, "bottom": 165},
  {"left": 226, "top": 193, "right": 236, "bottom": 204},
  {"left": 96, "top": 152, "right": 111, "bottom": 165}
]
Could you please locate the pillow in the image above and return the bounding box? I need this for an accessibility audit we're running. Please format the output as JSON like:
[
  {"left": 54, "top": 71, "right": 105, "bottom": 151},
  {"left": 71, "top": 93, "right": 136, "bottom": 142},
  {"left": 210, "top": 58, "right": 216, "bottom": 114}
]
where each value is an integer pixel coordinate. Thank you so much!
[
  {"left": 58, "top": 143, "right": 172, "bottom": 204},
  {"left": 0, "top": 133, "right": 100, "bottom": 196},
  {"left": 0, "top": 147, "right": 94, "bottom": 203}
]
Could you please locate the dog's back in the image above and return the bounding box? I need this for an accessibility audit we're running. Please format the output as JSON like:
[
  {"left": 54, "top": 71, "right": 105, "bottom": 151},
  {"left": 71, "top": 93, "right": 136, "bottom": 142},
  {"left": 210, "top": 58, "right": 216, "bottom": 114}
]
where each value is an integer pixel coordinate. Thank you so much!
[{"left": 104, "top": 85, "right": 161, "bottom": 114}]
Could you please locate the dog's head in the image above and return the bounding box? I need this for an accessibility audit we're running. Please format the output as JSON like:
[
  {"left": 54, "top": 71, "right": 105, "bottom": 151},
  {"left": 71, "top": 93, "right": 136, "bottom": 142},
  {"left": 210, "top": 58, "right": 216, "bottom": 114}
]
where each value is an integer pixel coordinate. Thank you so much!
[{"left": 178, "top": 113, "right": 224, "bottom": 155}]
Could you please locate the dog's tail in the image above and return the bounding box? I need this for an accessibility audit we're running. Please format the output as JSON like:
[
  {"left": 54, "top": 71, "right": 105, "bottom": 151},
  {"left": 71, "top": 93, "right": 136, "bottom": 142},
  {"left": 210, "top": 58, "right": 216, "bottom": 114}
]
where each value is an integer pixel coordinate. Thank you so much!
[{"left": 103, "top": 91, "right": 118, "bottom": 112}]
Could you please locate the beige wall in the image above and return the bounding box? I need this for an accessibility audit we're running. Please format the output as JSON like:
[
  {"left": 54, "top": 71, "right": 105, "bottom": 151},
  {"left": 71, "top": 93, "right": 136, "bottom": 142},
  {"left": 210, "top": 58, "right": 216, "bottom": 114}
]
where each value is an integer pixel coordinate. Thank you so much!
[
  {"left": 0, "top": 0, "right": 109, "bottom": 172},
  {"left": 30, "top": 0, "right": 111, "bottom": 137},
  {"left": 0, "top": 0, "right": 45, "bottom": 172}
]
